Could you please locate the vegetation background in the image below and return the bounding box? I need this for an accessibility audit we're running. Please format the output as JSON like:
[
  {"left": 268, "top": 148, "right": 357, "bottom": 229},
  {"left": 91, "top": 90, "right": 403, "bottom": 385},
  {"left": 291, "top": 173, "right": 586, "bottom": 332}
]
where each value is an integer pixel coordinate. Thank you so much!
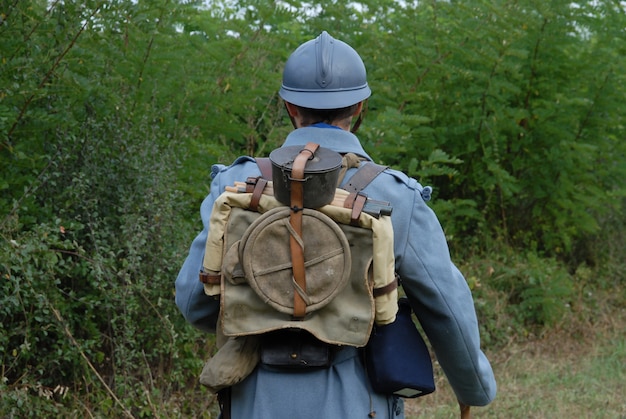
[{"left": 1, "top": 0, "right": 624, "bottom": 417}]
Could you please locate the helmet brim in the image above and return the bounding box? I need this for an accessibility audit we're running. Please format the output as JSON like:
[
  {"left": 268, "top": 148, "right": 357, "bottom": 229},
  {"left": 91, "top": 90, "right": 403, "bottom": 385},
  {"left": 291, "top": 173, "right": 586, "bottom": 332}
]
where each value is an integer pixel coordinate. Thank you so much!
[{"left": 279, "top": 85, "right": 371, "bottom": 110}]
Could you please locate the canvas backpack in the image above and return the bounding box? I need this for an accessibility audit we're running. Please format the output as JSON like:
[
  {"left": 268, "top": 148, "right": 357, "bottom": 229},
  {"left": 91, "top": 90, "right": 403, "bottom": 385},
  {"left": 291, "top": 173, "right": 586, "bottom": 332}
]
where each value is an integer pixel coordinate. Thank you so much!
[
  {"left": 200, "top": 145, "right": 397, "bottom": 347},
  {"left": 198, "top": 143, "right": 399, "bottom": 392},
  {"left": 200, "top": 143, "right": 397, "bottom": 347}
]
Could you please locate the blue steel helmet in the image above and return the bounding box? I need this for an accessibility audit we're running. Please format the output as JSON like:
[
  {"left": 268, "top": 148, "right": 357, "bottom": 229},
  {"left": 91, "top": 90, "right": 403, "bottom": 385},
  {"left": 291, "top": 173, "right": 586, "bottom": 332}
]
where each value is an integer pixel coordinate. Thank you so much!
[{"left": 279, "top": 31, "right": 371, "bottom": 110}]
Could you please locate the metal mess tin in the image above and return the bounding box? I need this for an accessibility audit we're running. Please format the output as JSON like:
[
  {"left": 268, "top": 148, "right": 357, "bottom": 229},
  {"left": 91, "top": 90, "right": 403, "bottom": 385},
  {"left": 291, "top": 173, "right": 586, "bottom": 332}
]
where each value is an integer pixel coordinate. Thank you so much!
[{"left": 269, "top": 145, "right": 342, "bottom": 208}]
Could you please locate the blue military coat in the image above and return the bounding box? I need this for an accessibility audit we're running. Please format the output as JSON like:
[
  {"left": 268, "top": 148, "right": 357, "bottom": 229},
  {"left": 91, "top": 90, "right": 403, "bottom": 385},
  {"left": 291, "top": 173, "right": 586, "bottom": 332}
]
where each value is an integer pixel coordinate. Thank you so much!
[{"left": 175, "top": 125, "right": 496, "bottom": 418}]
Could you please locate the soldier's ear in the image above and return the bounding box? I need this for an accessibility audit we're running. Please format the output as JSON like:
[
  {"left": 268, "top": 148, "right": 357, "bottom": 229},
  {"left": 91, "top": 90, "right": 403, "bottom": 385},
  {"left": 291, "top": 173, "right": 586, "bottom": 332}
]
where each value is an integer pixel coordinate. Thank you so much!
[{"left": 284, "top": 102, "right": 300, "bottom": 118}]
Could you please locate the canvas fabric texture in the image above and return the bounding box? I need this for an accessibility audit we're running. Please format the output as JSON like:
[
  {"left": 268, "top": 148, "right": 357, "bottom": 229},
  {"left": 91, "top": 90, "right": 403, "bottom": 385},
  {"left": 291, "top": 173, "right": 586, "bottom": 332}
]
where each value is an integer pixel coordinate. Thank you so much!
[
  {"left": 198, "top": 334, "right": 260, "bottom": 393},
  {"left": 202, "top": 190, "right": 397, "bottom": 346}
]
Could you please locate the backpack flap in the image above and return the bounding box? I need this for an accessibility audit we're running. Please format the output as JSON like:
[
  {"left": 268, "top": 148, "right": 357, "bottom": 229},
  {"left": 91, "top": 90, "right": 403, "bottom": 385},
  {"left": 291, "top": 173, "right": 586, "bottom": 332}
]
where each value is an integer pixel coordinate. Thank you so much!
[
  {"left": 221, "top": 205, "right": 376, "bottom": 347},
  {"left": 201, "top": 191, "right": 284, "bottom": 296}
]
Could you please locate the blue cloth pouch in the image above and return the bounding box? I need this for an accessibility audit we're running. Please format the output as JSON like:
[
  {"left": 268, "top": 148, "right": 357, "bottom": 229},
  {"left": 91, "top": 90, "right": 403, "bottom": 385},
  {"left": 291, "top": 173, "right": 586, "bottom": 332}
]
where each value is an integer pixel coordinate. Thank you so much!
[{"left": 364, "top": 297, "right": 436, "bottom": 398}]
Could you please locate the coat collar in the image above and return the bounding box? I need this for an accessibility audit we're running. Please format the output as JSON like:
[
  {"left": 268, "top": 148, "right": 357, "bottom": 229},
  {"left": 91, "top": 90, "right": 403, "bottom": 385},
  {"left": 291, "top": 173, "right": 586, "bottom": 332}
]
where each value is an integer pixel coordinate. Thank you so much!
[{"left": 282, "top": 126, "right": 372, "bottom": 161}]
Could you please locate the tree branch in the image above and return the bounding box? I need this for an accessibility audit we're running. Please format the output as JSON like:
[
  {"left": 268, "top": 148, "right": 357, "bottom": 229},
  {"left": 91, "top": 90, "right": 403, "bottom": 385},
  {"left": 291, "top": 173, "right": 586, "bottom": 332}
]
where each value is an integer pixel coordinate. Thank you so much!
[{"left": 4, "top": 3, "right": 104, "bottom": 150}]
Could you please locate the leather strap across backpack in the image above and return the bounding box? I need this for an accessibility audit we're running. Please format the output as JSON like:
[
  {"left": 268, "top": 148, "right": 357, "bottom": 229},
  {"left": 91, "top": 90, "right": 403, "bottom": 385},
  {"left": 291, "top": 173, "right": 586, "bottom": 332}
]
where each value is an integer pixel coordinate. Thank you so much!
[
  {"left": 287, "top": 142, "right": 320, "bottom": 319},
  {"left": 254, "top": 149, "right": 395, "bottom": 320}
]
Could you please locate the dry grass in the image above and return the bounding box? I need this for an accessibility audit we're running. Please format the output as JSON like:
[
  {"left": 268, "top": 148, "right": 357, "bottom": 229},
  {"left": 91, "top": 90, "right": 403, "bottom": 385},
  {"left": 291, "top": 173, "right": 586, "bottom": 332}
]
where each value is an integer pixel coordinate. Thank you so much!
[{"left": 405, "top": 306, "right": 626, "bottom": 418}]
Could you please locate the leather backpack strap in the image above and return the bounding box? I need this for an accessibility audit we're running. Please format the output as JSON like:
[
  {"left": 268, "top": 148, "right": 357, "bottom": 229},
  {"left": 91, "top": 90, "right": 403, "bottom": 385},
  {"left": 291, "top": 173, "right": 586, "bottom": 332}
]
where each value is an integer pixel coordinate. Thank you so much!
[
  {"left": 342, "top": 161, "right": 387, "bottom": 225},
  {"left": 342, "top": 161, "right": 387, "bottom": 194},
  {"left": 288, "top": 142, "right": 319, "bottom": 319},
  {"left": 373, "top": 274, "right": 399, "bottom": 298},
  {"left": 246, "top": 158, "right": 273, "bottom": 211},
  {"left": 255, "top": 157, "right": 273, "bottom": 180},
  {"left": 247, "top": 177, "right": 267, "bottom": 212}
]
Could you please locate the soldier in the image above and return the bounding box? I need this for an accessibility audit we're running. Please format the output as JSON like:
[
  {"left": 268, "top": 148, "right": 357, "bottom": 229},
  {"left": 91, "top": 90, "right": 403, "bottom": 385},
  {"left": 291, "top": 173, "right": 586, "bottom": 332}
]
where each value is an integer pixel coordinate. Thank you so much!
[{"left": 175, "top": 31, "right": 496, "bottom": 418}]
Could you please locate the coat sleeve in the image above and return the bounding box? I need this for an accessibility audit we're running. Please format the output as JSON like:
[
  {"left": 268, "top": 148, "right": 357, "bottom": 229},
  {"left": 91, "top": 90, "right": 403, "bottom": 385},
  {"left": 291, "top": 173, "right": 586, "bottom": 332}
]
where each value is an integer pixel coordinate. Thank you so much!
[
  {"left": 175, "top": 158, "right": 260, "bottom": 333},
  {"left": 395, "top": 181, "right": 497, "bottom": 407},
  {"left": 174, "top": 178, "right": 222, "bottom": 333}
]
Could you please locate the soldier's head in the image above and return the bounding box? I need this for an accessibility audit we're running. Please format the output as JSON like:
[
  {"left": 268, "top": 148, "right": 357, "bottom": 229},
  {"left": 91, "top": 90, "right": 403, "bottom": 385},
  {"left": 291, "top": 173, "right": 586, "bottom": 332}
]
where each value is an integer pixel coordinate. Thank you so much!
[{"left": 279, "top": 32, "right": 371, "bottom": 132}]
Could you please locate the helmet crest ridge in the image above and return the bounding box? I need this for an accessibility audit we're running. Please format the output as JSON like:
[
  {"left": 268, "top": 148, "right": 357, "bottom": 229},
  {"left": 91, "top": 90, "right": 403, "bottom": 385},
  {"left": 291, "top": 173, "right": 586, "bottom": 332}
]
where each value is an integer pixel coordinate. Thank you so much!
[{"left": 315, "top": 31, "right": 334, "bottom": 88}]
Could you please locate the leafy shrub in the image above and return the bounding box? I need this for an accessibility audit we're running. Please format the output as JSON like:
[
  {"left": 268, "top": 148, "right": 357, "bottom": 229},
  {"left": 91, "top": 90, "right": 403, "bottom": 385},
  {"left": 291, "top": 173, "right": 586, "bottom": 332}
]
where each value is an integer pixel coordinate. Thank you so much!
[
  {"left": 1, "top": 0, "right": 625, "bottom": 416},
  {"left": 356, "top": 0, "right": 626, "bottom": 264},
  {"left": 0, "top": 105, "right": 208, "bottom": 418},
  {"left": 463, "top": 250, "right": 576, "bottom": 345}
]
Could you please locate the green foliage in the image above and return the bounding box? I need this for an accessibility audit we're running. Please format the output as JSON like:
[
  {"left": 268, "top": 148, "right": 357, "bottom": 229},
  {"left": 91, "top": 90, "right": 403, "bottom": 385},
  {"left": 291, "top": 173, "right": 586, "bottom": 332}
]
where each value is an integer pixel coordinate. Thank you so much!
[
  {"left": 1, "top": 1, "right": 211, "bottom": 415},
  {"left": 463, "top": 250, "right": 577, "bottom": 347},
  {"left": 1, "top": 0, "right": 625, "bottom": 415},
  {"left": 492, "top": 252, "right": 575, "bottom": 327},
  {"left": 356, "top": 0, "right": 626, "bottom": 262}
]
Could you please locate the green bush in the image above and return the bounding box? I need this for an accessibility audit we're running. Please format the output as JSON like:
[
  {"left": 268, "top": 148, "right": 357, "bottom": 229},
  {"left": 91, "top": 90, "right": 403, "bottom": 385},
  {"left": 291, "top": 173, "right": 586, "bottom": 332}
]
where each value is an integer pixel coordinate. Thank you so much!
[
  {"left": 355, "top": 0, "right": 626, "bottom": 263},
  {"left": 0, "top": 110, "right": 209, "bottom": 415},
  {"left": 1, "top": 0, "right": 625, "bottom": 415},
  {"left": 461, "top": 250, "right": 576, "bottom": 347}
]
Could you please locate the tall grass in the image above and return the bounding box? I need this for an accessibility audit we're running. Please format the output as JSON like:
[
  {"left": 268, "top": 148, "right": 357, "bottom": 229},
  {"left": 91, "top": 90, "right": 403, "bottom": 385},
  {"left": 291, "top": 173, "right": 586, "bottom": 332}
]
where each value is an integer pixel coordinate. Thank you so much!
[{"left": 406, "top": 295, "right": 626, "bottom": 418}]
